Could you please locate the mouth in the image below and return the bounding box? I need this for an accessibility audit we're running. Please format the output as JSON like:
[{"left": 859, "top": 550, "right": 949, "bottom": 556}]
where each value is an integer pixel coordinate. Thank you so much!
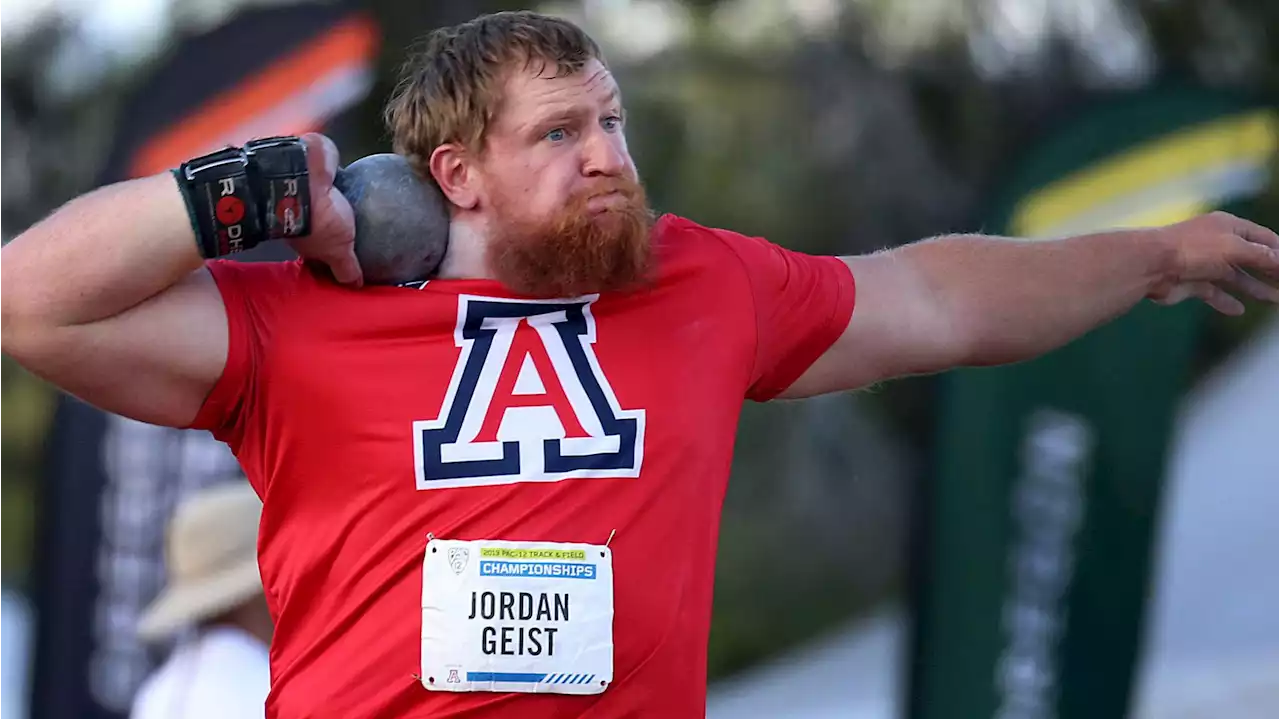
[{"left": 585, "top": 190, "right": 626, "bottom": 213}]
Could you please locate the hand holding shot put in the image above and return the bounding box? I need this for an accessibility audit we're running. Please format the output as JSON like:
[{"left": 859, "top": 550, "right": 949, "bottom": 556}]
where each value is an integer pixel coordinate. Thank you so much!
[{"left": 2, "top": 10, "right": 1276, "bottom": 719}]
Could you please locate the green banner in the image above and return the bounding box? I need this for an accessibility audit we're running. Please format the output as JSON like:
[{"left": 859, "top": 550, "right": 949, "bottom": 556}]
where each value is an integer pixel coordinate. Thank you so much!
[{"left": 907, "top": 85, "right": 1276, "bottom": 719}]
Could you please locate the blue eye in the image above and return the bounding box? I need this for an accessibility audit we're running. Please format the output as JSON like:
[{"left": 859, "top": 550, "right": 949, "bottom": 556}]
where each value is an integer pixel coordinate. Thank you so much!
[
  {"left": 545, "top": 128, "right": 567, "bottom": 142},
  {"left": 602, "top": 116, "right": 623, "bottom": 131}
]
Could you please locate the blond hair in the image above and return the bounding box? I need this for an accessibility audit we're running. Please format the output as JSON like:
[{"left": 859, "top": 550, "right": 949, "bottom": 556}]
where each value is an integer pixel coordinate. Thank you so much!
[{"left": 384, "top": 11, "right": 603, "bottom": 178}]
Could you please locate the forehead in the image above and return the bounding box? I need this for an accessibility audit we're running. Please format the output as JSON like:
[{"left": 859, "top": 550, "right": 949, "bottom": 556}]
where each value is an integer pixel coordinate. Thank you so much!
[{"left": 496, "top": 58, "right": 619, "bottom": 120}]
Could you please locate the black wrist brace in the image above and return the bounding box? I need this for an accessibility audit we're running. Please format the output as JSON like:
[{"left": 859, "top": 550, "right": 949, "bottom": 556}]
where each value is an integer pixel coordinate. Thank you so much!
[{"left": 173, "top": 136, "right": 311, "bottom": 258}]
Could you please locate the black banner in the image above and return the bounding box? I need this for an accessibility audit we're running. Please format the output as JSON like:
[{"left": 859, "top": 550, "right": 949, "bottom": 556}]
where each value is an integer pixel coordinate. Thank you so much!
[{"left": 29, "top": 4, "right": 379, "bottom": 717}]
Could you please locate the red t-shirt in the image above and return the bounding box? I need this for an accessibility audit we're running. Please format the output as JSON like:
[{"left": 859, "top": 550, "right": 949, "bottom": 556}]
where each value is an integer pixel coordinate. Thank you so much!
[{"left": 191, "top": 214, "right": 855, "bottom": 718}]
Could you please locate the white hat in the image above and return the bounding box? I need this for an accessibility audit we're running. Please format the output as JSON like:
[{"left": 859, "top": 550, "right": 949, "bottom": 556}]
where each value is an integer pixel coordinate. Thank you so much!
[{"left": 137, "top": 482, "right": 264, "bottom": 642}]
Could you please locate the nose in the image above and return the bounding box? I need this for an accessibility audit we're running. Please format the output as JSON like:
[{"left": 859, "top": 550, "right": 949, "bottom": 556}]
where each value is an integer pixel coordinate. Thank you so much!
[{"left": 582, "top": 129, "right": 628, "bottom": 178}]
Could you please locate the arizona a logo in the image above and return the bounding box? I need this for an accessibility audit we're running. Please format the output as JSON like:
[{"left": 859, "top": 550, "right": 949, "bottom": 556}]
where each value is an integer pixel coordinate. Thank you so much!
[{"left": 414, "top": 295, "right": 645, "bottom": 490}]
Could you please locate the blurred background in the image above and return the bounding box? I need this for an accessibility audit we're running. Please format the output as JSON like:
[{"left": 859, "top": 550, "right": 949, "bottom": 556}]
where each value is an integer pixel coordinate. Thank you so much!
[{"left": 0, "top": 0, "right": 1276, "bottom": 718}]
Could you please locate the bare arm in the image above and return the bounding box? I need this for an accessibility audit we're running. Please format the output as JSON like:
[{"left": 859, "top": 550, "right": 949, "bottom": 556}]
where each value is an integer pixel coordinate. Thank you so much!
[
  {"left": 1, "top": 133, "right": 358, "bottom": 427},
  {"left": 1, "top": 174, "right": 226, "bottom": 427},
  {"left": 783, "top": 212, "right": 1279, "bottom": 398}
]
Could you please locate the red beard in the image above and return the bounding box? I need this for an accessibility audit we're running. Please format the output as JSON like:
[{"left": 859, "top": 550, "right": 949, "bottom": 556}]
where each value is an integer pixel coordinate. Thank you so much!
[{"left": 486, "top": 177, "right": 655, "bottom": 298}]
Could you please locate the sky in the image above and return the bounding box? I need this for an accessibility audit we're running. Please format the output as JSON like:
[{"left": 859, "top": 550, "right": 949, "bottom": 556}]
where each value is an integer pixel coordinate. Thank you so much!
[{"left": 2, "top": 0, "right": 167, "bottom": 43}]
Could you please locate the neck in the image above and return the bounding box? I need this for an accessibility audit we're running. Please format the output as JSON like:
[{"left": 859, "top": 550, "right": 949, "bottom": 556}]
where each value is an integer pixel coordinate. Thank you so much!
[{"left": 436, "top": 217, "right": 496, "bottom": 281}]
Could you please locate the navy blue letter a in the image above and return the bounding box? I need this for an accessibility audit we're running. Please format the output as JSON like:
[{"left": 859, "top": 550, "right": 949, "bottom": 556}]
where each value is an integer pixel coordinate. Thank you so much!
[{"left": 413, "top": 296, "right": 645, "bottom": 491}]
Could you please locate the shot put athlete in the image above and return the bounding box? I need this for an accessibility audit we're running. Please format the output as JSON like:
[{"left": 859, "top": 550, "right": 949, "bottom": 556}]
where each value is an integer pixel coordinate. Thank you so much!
[{"left": 3, "top": 11, "right": 1277, "bottom": 719}]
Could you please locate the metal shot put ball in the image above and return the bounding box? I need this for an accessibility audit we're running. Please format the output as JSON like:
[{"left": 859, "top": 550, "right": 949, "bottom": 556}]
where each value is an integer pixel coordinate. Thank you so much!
[{"left": 332, "top": 154, "right": 450, "bottom": 286}]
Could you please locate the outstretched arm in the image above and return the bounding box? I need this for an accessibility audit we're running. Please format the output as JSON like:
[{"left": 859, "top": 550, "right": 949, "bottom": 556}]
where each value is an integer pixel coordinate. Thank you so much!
[{"left": 783, "top": 212, "right": 1279, "bottom": 398}]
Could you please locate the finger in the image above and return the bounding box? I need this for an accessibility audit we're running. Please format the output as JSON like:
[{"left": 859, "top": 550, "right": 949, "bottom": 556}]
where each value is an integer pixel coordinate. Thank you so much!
[
  {"left": 1190, "top": 281, "right": 1245, "bottom": 315},
  {"left": 1230, "top": 215, "right": 1279, "bottom": 249},
  {"left": 1229, "top": 238, "right": 1279, "bottom": 278},
  {"left": 301, "top": 133, "right": 340, "bottom": 186},
  {"left": 1228, "top": 266, "right": 1279, "bottom": 303}
]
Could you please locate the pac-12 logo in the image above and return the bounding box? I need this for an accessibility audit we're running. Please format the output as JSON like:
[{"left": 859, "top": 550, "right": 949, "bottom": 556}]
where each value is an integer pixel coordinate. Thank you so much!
[{"left": 413, "top": 295, "right": 645, "bottom": 490}]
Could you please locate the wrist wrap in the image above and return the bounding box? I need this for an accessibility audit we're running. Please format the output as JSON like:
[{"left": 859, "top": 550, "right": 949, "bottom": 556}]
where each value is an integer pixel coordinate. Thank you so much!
[
  {"left": 173, "top": 136, "right": 311, "bottom": 258},
  {"left": 245, "top": 136, "right": 312, "bottom": 242}
]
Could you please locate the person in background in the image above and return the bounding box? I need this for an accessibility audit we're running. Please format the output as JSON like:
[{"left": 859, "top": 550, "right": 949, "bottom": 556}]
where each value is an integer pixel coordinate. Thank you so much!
[{"left": 131, "top": 481, "right": 271, "bottom": 719}]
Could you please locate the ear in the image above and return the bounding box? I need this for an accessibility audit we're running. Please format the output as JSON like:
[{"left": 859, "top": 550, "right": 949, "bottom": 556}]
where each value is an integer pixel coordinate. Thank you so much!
[{"left": 428, "top": 143, "right": 479, "bottom": 210}]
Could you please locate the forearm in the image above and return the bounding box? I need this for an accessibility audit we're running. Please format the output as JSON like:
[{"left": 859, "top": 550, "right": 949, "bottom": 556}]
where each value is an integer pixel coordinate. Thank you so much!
[
  {"left": 794, "top": 213, "right": 1271, "bottom": 397},
  {"left": 1, "top": 173, "right": 204, "bottom": 332},
  {"left": 902, "top": 229, "right": 1173, "bottom": 367}
]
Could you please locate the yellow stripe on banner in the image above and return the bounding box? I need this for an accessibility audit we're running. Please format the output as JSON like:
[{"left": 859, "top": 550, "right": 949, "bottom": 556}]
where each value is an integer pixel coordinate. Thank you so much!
[
  {"left": 1105, "top": 201, "right": 1211, "bottom": 230},
  {"left": 1010, "top": 111, "right": 1277, "bottom": 237}
]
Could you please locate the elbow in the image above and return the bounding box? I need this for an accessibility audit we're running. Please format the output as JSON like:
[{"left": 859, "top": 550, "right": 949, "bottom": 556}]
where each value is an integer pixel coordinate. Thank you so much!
[
  {"left": 883, "top": 253, "right": 988, "bottom": 375},
  {"left": 1, "top": 298, "right": 44, "bottom": 365},
  {"left": 1, "top": 311, "right": 66, "bottom": 381},
  {"left": 1, "top": 238, "right": 27, "bottom": 350},
  {"left": 1, "top": 262, "right": 54, "bottom": 365},
  {"left": 0, "top": 267, "right": 24, "bottom": 357},
  {"left": 0, "top": 305, "right": 14, "bottom": 356},
  {"left": 936, "top": 299, "right": 991, "bottom": 370}
]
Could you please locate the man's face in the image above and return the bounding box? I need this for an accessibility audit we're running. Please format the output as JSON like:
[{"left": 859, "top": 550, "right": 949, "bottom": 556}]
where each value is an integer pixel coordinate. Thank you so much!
[{"left": 473, "top": 58, "right": 653, "bottom": 298}]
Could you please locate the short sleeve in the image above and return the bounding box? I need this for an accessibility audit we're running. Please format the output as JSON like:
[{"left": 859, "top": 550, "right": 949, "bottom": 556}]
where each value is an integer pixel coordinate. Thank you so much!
[
  {"left": 715, "top": 231, "right": 855, "bottom": 401},
  {"left": 185, "top": 259, "right": 298, "bottom": 448}
]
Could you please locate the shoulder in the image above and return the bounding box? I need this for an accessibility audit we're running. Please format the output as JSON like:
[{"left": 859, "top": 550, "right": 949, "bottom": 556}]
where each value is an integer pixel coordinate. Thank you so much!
[
  {"left": 193, "top": 633, "right": 270, "bottom": 715},
  {"left": 653, "top": 214, "right": 807, "bottom": 289},
  {"left": 651, "top": 214, "right": 764, "bottom": 279},
  {"left": 129, "top": 666, "right": 168, "bottom": 719},
  {"left": 199, "top": 627, "right": 271, "bottom": 669},
  {"left": 139, "top": 632, "right": 269, "bottom": 717},
  {"left": 654, "top": 214, "right": 756, "bottom": 252}
]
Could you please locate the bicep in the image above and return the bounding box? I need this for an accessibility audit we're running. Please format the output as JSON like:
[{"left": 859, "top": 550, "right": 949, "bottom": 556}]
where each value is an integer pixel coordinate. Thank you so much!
[
  {"left": 779, "top": 253, "right": 964, "bottom": 398},
  {"left": 10, "top": 268, "right": 228, "bottom": 427}
]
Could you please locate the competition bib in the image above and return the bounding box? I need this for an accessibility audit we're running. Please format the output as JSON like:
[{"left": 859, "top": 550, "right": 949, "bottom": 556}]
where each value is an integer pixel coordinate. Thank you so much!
[{"left": 421, "top": 537, "right": 614, "bottom": 694}]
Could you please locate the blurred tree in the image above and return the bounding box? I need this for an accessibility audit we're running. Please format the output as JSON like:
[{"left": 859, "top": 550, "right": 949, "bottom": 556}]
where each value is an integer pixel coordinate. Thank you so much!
[{"left": 345, "top": 0, "right": 518, "bottom": 158}]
